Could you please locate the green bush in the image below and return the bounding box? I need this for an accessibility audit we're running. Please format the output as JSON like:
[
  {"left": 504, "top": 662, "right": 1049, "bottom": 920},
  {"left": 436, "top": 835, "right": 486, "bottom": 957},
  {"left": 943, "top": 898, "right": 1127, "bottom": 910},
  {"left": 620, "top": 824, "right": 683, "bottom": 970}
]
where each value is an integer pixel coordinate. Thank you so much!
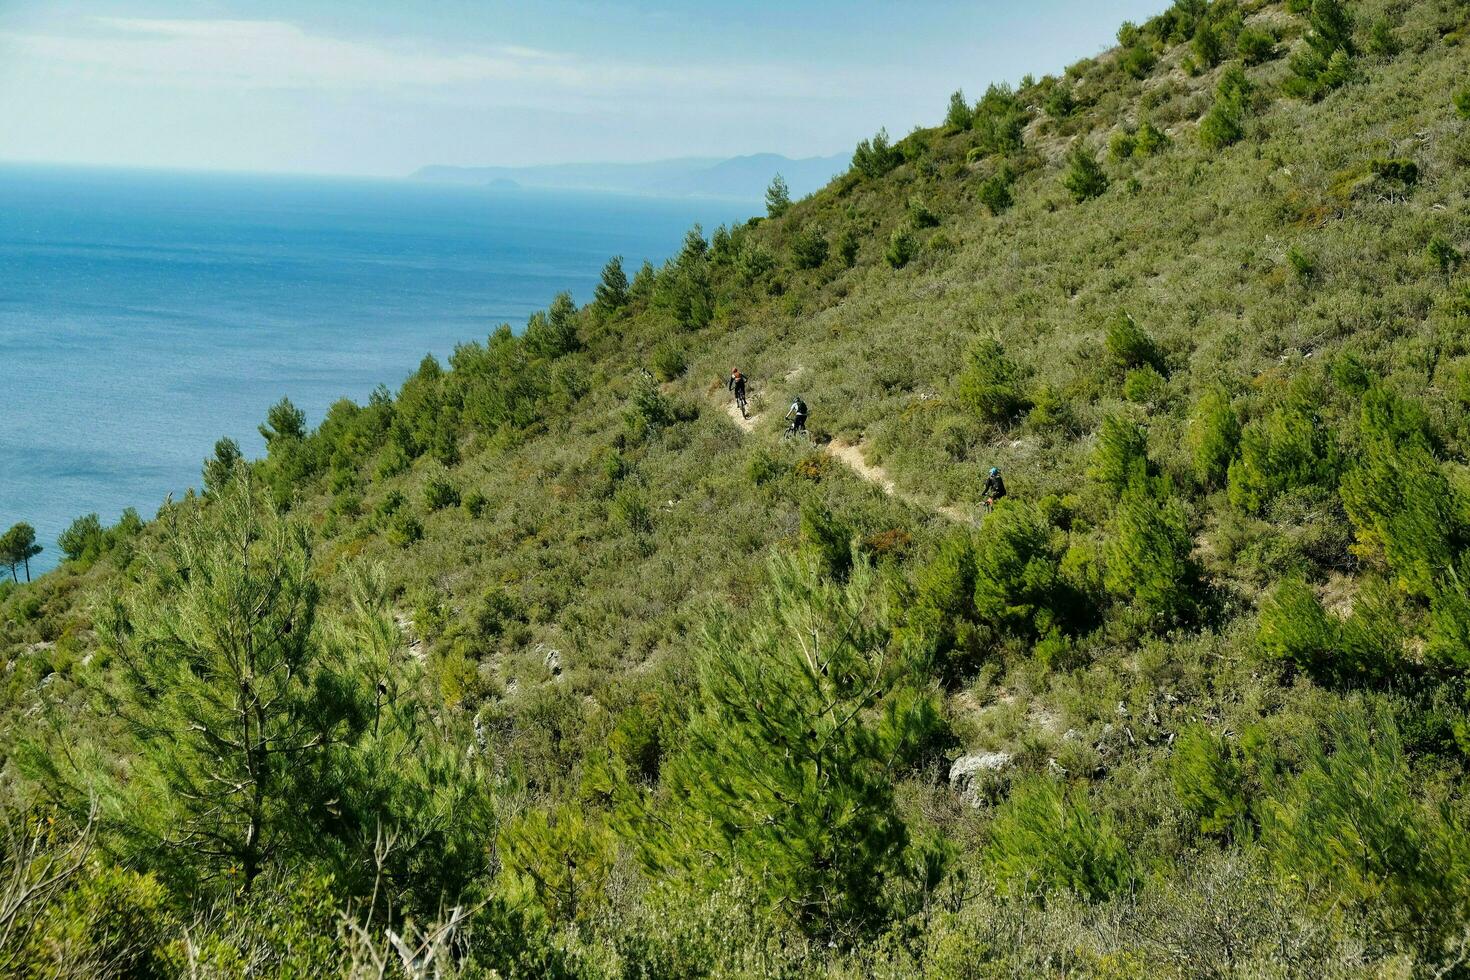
[
  {"left": 956, "top": 339, "right": 1028, "bottom": 424},
  {"left": 852, "top": 128, "right": 902, "bottom": 178},
  {"left": 1103, "top": 312, "right": 1160, "bottom": 371},
  {"left": 885, "top": 228, "right": 919, "bottom": 269},
  {"left": 1122, "top": 365, "right": 1167, "bottom": 404},
  {"left": 907, "top": 195, "right": 940, "bottom": 228},
  {"left": 463, "top": 489, "right": 488, "bottom": 518},
  {"left": 1104, "top": 477, "right": 1198, "bottom": 626},
  {"left": 1228, "top": 386, "right": 1340, "bottom": 515},
  {"left": 650, "top": 340, "right": 687, "bottom": 381},
  {"left": 1188, "top": 386, "right": 1240, "bottom": 490},
  {"left": 1258, "top": 576, "right": 1338, "bottom": 674},
  {"left": 424, "top": 471, "right": 460, "bottom": 511},
  {"left": 971, "top": 83, "right": 1027, "bottom": 156},
  {"left": 978, "top": 167, "right": 1015, "bottom": 215},
  {"left": 987, "top": 778, "right": 1133, "bottom": 902},
  {"left": 1171, "top": 724, "right": 1262, "bottom": 840},
  {"left": 1062, "top": 144, "right": 1109, "bottom": 203},
  {"left": 799, "top": 501, "right": 853, "bottom": 580},
  {"left": 972, "top": 501, "right": 1079, "bottom": 640},
  {"left": 1286, "top": 0, "right": 1356, "bottom": 99},
  {"left": 644, "top": 556, "right": 943, "bottom": 941},
  {"left": 1263, "top": 705, "right": 1470, "bottom": 954},
  {"left": 1455, "top": 88, "right": 1470, "bottom": 120},
  {"left": 1237, "top": 27, "right": 1277, "bottom": 65},
  {"left": 1090, "top": 415, "right": 1150, "bottom": 499},
  {"left": 944, "top": 89, "right": 973, "bottom": 131},
  {"left": 789, "top": 225, "right": 829, "bottom": 269},
  {"left": 1199, "top": 64, "right": 1253, "bottom": 150}
]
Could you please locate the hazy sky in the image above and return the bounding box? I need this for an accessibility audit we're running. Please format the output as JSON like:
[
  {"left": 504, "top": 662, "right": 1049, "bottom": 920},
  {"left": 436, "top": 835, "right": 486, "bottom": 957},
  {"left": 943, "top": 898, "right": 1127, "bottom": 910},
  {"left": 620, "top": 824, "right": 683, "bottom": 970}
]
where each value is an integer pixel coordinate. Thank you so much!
[{"left": 0, "top": 1, "right": 1171, "bottom": 177}]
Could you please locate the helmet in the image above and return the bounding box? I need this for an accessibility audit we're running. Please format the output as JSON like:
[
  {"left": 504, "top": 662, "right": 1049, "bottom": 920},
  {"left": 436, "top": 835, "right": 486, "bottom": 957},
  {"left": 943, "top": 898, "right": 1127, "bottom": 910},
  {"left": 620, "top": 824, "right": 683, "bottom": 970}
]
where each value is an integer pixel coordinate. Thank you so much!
[{"left": 989, "top": 467, "right": 1000, "bottom": 477}]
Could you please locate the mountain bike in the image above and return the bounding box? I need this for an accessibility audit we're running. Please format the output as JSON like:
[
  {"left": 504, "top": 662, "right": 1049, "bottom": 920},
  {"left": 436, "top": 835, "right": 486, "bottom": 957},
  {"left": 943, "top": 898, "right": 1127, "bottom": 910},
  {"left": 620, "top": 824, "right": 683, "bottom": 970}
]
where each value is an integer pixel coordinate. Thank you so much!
[{"left": 781, "top": 420, "right": 811, "bottom": 443}]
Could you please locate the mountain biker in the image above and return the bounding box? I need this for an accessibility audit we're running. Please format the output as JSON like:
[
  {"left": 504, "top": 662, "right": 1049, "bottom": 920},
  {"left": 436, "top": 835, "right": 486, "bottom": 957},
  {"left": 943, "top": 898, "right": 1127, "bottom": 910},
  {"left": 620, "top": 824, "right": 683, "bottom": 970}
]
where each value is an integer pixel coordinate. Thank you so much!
[
  {"left": 983, "top": 467, "right": 1006, "bottom": 508},
  {"left": 729, "top": 368, "right": 748, "bottom": 418},
  {"left": 785, "top": 395, "right": 808, "bottom": 434}
]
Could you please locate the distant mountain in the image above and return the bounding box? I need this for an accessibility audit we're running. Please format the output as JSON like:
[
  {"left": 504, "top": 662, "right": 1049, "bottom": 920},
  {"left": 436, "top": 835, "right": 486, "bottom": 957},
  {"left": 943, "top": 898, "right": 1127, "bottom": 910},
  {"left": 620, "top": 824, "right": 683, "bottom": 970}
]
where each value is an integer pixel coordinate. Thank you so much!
[{"left": 411, "top": 152, "right": 848, "bottom": 202}]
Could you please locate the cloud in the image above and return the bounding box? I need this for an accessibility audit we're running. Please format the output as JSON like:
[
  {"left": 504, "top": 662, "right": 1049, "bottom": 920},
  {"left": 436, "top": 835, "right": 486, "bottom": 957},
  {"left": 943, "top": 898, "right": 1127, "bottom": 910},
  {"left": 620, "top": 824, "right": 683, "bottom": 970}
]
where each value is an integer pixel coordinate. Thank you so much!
[
  {"left": 0, "top": 16, "right": 844, "bottom": 102},
  {"left": 3, "top": 18, "right": 584, "bottom": 91}
]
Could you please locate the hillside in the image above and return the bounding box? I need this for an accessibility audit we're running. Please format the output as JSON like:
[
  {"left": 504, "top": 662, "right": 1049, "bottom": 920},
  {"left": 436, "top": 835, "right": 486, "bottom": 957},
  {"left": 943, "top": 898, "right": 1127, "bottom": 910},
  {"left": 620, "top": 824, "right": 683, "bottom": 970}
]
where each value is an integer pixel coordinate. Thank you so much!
[{"left": 5, "top": 0, "right": 1470, "bottom": 976}]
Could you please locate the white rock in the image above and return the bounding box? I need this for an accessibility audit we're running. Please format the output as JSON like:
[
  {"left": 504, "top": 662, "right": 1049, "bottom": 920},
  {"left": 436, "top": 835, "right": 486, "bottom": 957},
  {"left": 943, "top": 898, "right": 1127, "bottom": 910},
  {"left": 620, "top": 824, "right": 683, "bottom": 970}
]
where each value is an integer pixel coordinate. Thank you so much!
[{"left": 949, "top": 752, "right": 1013, "bottom": 807}]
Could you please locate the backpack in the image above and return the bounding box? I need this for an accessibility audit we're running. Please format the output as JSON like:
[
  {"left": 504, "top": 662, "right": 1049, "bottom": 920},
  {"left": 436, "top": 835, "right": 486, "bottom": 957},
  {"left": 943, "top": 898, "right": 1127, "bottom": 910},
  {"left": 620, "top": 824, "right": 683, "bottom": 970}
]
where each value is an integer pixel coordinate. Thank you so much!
[{"left": 793, "top": 398, "right": 807, "bottom": 415}]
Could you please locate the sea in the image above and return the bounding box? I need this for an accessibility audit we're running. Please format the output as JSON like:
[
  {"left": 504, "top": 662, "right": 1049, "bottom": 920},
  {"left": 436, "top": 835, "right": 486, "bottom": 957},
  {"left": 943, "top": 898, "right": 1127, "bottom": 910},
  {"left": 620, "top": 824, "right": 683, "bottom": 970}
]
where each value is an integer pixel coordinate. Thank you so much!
[{"left": 0, "top": 164, "right": 756, "bottom": 574}]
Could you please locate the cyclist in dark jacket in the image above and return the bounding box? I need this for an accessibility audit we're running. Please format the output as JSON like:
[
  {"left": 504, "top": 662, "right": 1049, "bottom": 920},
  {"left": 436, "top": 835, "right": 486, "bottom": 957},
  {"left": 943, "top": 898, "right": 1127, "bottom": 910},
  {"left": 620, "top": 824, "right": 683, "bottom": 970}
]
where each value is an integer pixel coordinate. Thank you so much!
[
  {"left": 729, "top": 368, "right": 748, "bottom": 417},
  {"left": 983, "top": 467, "right": 1006, "bottom": 507},
  {"left": 785, "top": 396, "right": 808, "bottom": 433}
]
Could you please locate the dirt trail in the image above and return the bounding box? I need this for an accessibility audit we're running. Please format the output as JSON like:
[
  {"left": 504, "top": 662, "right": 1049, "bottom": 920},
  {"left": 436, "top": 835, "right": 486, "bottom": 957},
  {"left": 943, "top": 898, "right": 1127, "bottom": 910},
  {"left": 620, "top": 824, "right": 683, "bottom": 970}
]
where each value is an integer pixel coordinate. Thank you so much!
[{"left": 714, "top": 391, "right": 972, "bottom": 525}]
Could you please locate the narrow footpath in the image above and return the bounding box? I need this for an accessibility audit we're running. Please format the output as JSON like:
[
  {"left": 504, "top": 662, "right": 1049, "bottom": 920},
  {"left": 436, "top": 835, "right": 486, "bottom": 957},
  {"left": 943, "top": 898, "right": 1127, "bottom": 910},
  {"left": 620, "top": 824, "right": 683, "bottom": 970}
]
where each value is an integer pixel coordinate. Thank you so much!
[{"left": 720, "top": 395, "right": 973, "bottom": 525}]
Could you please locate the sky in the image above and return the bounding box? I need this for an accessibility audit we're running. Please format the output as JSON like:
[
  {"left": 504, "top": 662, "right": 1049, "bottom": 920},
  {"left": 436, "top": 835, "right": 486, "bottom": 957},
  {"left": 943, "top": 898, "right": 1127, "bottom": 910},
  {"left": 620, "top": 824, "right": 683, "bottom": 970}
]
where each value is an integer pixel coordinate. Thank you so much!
[{"left": 0, "top": 0, "right": 1172, "bottom": 177}]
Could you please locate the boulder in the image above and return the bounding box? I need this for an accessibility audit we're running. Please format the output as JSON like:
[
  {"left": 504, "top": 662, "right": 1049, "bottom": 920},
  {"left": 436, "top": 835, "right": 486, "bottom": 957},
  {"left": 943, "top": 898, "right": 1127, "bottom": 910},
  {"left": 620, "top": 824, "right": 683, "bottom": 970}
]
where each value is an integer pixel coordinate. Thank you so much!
[{"left": 949, "top": 751, "right": 1014, "bottom": 807}]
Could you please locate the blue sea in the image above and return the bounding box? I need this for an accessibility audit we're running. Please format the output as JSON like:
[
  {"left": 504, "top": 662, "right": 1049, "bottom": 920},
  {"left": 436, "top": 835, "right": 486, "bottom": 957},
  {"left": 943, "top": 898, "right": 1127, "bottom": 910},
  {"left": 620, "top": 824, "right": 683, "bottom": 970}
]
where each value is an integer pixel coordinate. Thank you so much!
[{"left": 0, "top": 164, "right": 755, "bottom": 574}]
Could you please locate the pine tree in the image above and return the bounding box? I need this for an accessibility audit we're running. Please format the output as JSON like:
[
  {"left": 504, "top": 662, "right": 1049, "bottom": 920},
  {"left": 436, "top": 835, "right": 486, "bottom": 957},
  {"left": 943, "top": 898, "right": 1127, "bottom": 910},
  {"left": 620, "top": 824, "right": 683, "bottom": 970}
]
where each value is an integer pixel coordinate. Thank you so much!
[
  {"left": 956, "top": 339, "right": 1027, "bottom": 423},
  {"left": 0, "top": 523, "right": 42, "bottom": 583},
  {"left": 1062, "top": 143, "right": 1108, "bottom": 202},
  {"left": 258, "top": 397, "right": 306, "bottom": 444},
  {"left": 1089, "top": 414, "right": 1150, "bottom": 499},
  {"left": 90, "top": 469, "right": 358, "bottom": 890},
  {"left": 971, "top": 501, "right": 1073, "bottom": 639},
  {"left": 764, "top": 173, "right": 791, "bottom": 218},
  {"left": 630, "top": 556, "right": 942, "bottom": 942},
  {"left": 944, "top": 89, "right": 973, "bottom": 132},
  {"left": 1104, "top": 477, "right": 1197, "bottom": 626},
  {"left": 593, "top": 255, "right": 629, "bottom": 310},
  {"left": 1188, "top": 386, "right": 1240, "bottom": 490},
  {"left": 203, "top": 436, "right": 244, "bottom": 495}
]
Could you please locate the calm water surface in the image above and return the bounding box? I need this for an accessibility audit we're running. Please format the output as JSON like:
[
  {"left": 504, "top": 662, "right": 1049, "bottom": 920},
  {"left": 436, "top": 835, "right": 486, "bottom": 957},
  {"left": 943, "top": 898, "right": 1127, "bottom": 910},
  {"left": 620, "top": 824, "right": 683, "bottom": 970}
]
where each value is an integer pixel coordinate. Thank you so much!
[{"left": 0, "top": 164, "right": 754, "bottom": 572}]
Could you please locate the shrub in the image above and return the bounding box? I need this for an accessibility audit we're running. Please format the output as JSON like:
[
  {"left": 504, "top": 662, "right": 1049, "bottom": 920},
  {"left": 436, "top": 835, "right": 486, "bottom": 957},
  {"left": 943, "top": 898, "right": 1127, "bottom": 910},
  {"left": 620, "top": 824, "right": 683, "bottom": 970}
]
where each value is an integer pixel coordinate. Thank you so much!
[
  {"left": 1263, "top": 705, "right": 1470, "bottom": 953},
  {"left": 885, "top": 228, "right": 919, "bottom": 269},
  {"left": 956, "top": 339, "right": 1028, "bottom": 424},
  {"left": 972, "top": 83, "right": 1027, "bottom": 156},
  {"left": 764, "top": 173, "right": 791, "bottom": 218},
  {"left": 1365, "top": 18, "right": 1399, "bottom": 57},
  {"left": 987, "top": 778, "right": 1133, "bottom": 902},
  {"left": 1227, "top": 386, "right": 1339, "bottom": 515},
  {"left": 978, "top": 167, "right": 1015, "bottom": 215},
  {"left": 1339, "top": 388, "right": 1463, "bottom": 597},
  {"left": 1258, "top": 576, "right": 1338, "bottom": 674},
  {"left": 1026, "top": 384, "right": 1076, "bottom": 434},
  {"left": 1103, "top": 312, "right": 1160, "bottom": 371},
  {"left": 1188, "top": 386, "right": 1240, "bottom": 490},
  {"left": 1090, "top": 415, "right": 1150, "bottom": 498},
  {"left": 838, "top": 228, "right": 860, "bottom": 267},
  {"left": 852, "top": 128, "right": 902, "bottom": 178},
  {"left": 1109, "top": 129, "right": 1137, "bottom": 162},
  {"left": 789, "top": 226, "right": 829, "bottom": 269},
  {"left": 1132, "top": 119, "right": 1168, "bottom": 156},
  {"left": 1120, "top": 44, "right": 1157, "bottom": 79},
  {"left": 972, "top": 501, "right": 1078, "bottom": 639},
  {"left": 800, "top": 501, "right": 853, "bottom": 580},
  {"left": 647, "top": 556, "right": 943, "bottom": 940},
  {"left": 1456, "top": 88, "right": 1470, "bottom": 121},
  {"left": 1104, "top": 477, "right": 1198, "bottom": 626},
  {"left": 1427, "top": 236, "right": 1462, "bottom": 283},
  {"left": 944, "top": 89, "right": 973, "bottom": 132},
  {"left": 907, "top": 196, "right": 939, "bottom": 228},
  {"left": 58, "top": 513, "right": 105, "bottom": 562},
  {"left": 463, "top": 489, "right": 488, "bottom": 518},
  {"left": 1171, "top": 724, "right": 1262, "bottom": 840},
  {"left": 1287, "top": 0, "right": 1356, "bottom": 99},
  {"left": 1044, "top": 83, "right": 1075, "bottom": 119},
  {"left": 1237, "top": 27, "right": 1276, "bottom": 65},
  {"left": 650, "top": 340, "right": 687, "bottom": 381},
  {"left": 1062, "top": 144, "right": 1109, "bottom": 203},
  {"left": 1199, "top": 65, "right": 1253, "bottom": 150},
  {"left": 423, "top": 472, "right": 460, "bottom": 511},
  {"left": 1123, "top": 365, "right": 1167, "bottom": 404},
  {"left": 389, "top": 511, "right": 424, "bottom": 547},
  {"left": 1286, "top": 245, "right": 1315, "bottom": 282}
]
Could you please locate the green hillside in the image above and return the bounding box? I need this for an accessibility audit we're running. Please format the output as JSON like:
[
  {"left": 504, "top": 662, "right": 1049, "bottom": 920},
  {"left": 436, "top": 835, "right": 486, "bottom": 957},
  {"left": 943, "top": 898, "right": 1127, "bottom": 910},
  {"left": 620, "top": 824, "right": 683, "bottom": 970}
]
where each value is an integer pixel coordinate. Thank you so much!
[{"left": 5, "top": 0, "right": 1470, "bottom": 975}]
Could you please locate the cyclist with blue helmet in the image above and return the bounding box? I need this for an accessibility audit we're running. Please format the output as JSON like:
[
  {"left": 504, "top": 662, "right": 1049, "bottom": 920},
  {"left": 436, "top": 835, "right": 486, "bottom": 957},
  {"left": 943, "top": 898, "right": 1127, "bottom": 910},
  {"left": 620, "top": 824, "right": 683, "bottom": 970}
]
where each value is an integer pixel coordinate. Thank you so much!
[{"left": 983, "top": 466, "right": 1006, "bottom": 509}]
